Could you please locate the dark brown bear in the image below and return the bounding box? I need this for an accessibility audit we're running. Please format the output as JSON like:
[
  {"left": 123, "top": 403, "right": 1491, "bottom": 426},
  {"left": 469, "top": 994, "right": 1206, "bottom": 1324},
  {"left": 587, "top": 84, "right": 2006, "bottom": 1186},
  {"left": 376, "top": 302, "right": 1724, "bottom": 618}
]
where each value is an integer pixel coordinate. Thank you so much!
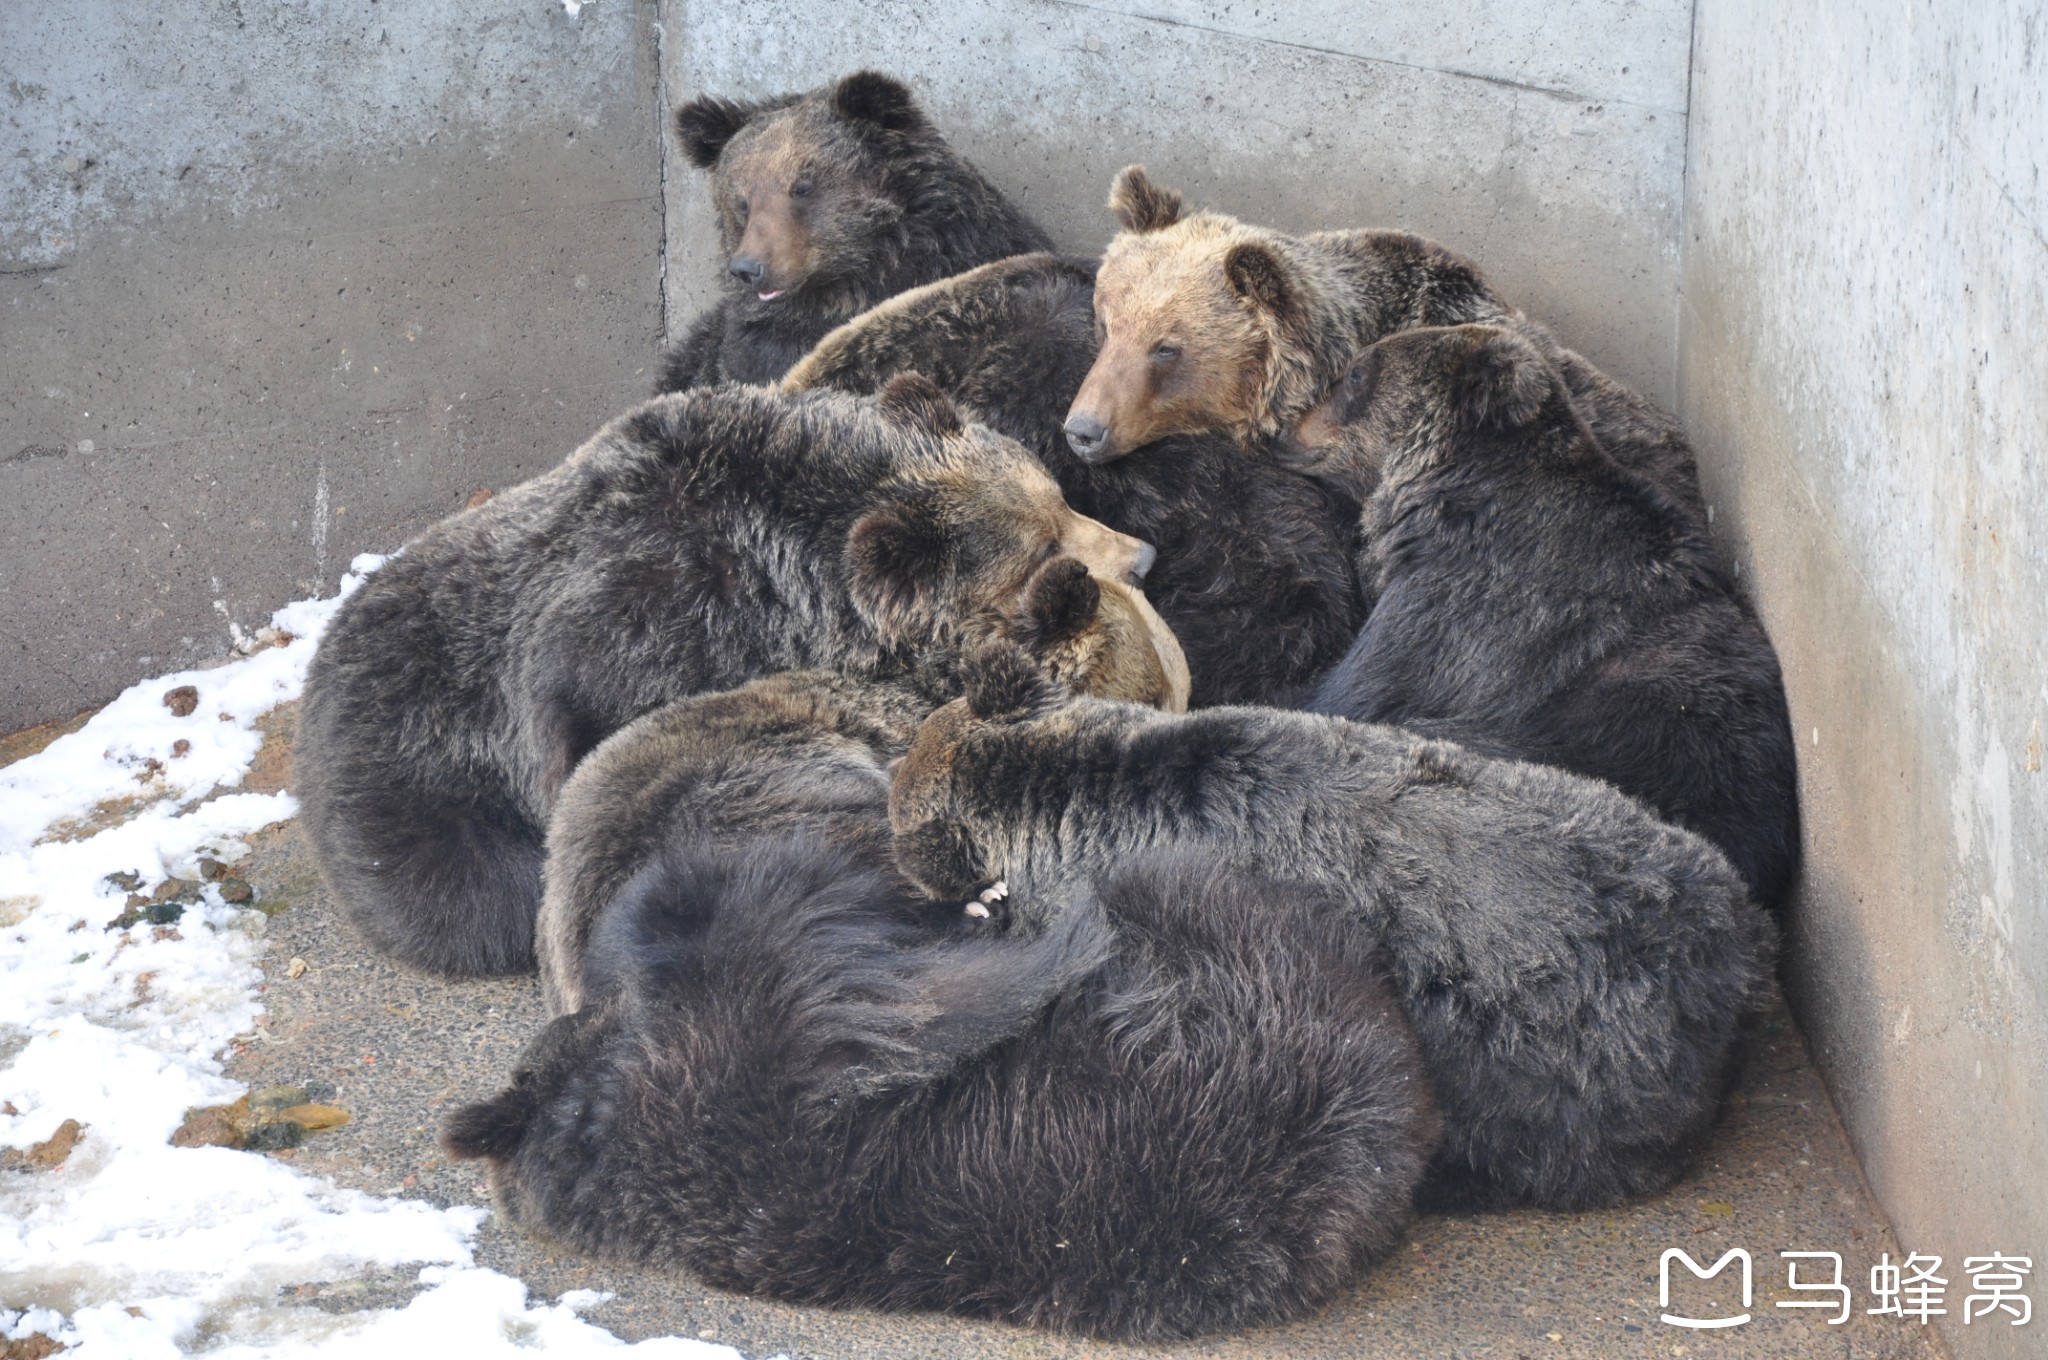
[
  {"left": 295, "top": 377, "right": 1176, "bottom": 979},
  {"left": 659, "top": 71, "right": 1053, "bottom": 390},
  {"left": 449, "top": 837, "right": 1439, "bottom": 1342},
  {"left": 1278, "top": 323, "right": 1798, "bottom": 910},
  {"left": 786, "top": 253, "right": 1367, "bottom": 705},
  {"left": 888, "top": 647, "right": 1777, "bottom": 1213},
  {"left": 539, "top": 564, "right": 1187, "bottom": 1017}
]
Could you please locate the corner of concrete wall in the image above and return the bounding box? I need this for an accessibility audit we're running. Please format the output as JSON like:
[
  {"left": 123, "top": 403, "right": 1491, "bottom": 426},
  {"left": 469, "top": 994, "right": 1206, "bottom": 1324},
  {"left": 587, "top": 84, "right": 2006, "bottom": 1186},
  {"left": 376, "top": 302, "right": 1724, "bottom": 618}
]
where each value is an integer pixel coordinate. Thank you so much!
[
  {"left": 0, "top": 0, "right": 667, "bottom": 733},
  {"left": 1679, "top": 5, "right": 2048, "bottom": 1356}
]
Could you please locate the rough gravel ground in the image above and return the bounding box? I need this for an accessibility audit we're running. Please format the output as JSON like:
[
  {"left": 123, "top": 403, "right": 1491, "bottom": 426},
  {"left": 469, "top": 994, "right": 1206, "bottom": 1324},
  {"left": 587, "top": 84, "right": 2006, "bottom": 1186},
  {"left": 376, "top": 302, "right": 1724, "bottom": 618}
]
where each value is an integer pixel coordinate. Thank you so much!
[{"left": 218, "top": 703, "right": 1944, "bottom": 1360}]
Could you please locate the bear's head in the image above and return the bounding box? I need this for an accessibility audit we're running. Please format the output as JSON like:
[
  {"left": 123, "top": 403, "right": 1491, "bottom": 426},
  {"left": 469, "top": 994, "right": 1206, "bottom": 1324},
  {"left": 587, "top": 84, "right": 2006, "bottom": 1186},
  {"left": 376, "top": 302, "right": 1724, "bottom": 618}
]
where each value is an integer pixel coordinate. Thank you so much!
[
  {"left": 886, "top": 640, "right": 1085, "bottom": 900},
  {"left": 674, "top": 71, "right": 942, "bottom": 313},
  {"left": 850, "top": 375, "right": 1190, "bottom": 711},
  {"left": 1063, "top": 166, "right": 1327, "bottom": 463},
  {"left": 1273, "top": 324, "right": 1557, "bottom": 500}
]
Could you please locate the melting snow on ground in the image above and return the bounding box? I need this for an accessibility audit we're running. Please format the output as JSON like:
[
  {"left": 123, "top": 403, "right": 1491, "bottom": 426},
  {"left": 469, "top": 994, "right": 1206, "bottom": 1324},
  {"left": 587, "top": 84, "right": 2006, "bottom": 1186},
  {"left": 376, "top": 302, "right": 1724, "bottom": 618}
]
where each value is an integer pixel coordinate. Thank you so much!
[{"left": 0, "top": 555, "right": 743, "bottom": 1358}]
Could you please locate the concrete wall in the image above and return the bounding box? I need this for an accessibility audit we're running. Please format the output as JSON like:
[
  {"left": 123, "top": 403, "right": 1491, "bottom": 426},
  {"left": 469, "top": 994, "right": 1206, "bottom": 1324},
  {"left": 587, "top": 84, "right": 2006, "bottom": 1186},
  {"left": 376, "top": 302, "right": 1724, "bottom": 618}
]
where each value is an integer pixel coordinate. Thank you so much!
[
  {"left": 661, "top": 0, "right": 1691, "bottom": 408},
  {"left": 0, "top": 0, "right": 664, "bottom": 733},
  {"left": 1681, "top": 5, "right": 2047, "bottom": 1356}
]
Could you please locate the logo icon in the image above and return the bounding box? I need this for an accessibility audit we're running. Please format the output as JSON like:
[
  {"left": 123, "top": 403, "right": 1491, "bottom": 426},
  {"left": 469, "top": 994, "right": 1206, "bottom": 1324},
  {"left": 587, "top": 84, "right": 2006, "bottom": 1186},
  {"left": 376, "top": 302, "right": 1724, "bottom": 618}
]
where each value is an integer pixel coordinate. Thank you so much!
[{"left": 1661, "top": 1248, "right": 1753, "bottom": 1329}]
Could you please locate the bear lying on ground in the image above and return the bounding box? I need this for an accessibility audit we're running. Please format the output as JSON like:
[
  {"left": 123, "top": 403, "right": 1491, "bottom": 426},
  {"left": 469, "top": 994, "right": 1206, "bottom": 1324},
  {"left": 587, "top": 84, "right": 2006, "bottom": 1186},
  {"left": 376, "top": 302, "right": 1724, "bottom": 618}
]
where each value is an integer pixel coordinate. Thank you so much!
[
  {"left": 447, "top": 838, "right": 1438, "bottom": 1342},
  {"left": 538, "top": 562, "right": 1185, "bottom": 1016},
  {"left": 660, "top": 71, "right": 1053, "bottom": 390},
  {"left": 1278, "top": 323, "right": 1799, "bottom": 910},
  {"left": 1060, "top": 165, "right": 1512, "bottom": 462},
  {"left": 785, "top": 253, "right": 1367, "bottom": 705},
  {"left": 1065, "top": 168, "right": 1709, "bottom": 514},
  {"left": 888, "top": 647, "right": 1778, "bottom": 1212},
  {"left": 296, "top": 377, "right": 1175, "bottom": 978}
]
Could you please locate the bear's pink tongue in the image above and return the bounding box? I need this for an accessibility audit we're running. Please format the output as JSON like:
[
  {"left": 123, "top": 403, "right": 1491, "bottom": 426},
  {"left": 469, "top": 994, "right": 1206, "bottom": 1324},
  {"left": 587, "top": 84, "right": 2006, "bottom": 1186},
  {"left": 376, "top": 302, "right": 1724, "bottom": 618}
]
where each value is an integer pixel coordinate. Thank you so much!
[{"left": 758, "top": 289, "right": 783, "bottom": 301}]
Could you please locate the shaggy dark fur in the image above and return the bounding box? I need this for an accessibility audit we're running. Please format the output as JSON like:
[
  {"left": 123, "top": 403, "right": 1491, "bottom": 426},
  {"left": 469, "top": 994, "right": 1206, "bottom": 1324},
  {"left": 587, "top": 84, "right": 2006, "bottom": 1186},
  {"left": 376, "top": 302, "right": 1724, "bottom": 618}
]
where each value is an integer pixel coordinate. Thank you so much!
[
  {"left": 296, "top": 378, "right": 1173, "bottom": 979},
  {"left": 786, "top": 253, "right": 1368, "bottom": 706},
  {"left": 539, "top": 585, "right": 1184, "bottom": 1016},
  {"left": 1279, "top": 324, "right": 1799, "bottom": 910},
  {"left": 659, "top": 71, "right": 1053, "bottom": 391},
  {"left": 446, "top": 838, "right": 1438, "bottom": 1341},
  {"left": 889, "top": 650, "right": 1778, "bottom": 1211}
]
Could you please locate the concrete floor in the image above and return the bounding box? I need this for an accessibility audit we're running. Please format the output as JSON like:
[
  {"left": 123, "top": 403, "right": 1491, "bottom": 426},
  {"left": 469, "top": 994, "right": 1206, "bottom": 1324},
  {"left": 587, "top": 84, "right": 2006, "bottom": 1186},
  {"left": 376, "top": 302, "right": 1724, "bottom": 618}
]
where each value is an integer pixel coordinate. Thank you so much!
[{"left": 196, "top": 704, "right": 1950, "bottom": 1360}]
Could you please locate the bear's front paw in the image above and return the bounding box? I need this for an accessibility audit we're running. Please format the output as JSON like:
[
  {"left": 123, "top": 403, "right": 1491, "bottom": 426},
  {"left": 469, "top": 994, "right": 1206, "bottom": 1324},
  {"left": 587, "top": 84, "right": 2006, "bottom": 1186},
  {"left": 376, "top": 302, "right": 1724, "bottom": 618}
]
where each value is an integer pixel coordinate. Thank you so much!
[{"left": 963, "top": 879, "right": 1009, "bottom": 920}]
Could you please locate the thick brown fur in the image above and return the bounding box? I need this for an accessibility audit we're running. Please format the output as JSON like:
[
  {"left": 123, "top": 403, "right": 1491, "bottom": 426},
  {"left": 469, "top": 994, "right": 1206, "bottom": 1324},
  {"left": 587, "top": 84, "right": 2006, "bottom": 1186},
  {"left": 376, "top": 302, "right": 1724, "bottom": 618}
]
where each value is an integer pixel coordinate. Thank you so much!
[
  {"left": 1279, "top": 324, "right": 1798, "bottom": 909},
  {"left": 660, "top": 71, "right": 1053, "bottom": 390},
  {"left": 787, "top": 253, "right": 1367, "bottom": 705},
  {"left": 1063, "top": 166, "right": 1511, "bottom": 460},
  {"left": 888, "top": 653, "right": 1777, "bottom": 1212},
  {"left": 538, "top": 569, "right": 1187, "bottom": 1018},
  {"left": 449, "top": 839, "right": 1439, "bottom": 1341},
  {"left": 296, "top": 380, "right": 1179, "bottom": 978}
]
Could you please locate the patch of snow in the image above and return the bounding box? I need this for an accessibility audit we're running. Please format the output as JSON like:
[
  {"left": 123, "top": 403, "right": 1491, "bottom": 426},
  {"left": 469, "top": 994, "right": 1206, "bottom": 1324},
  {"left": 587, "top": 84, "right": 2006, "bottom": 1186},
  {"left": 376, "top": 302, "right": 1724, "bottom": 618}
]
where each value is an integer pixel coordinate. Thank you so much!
[{"left": 0, "top": 554, "right": 748, "bottom": 1358}]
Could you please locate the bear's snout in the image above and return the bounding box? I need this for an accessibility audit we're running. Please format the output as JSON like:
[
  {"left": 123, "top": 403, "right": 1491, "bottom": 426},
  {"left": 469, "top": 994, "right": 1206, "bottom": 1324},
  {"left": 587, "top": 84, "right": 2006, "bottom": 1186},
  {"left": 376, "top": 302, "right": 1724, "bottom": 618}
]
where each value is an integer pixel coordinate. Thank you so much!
[{"left": 1063, "top": 413, "right": 1111, "bottom": 462}]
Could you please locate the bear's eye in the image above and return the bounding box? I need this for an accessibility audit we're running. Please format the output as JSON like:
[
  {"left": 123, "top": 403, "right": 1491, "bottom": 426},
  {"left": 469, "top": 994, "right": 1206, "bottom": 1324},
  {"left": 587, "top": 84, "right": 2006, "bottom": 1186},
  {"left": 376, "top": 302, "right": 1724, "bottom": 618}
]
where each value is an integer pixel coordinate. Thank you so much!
[
  {"left": 1151, "top": 343, "right": 1180, "bottom": 364},
  {"left": 732, "top": 196, "right": 750, "bottom": 223},
  {"left": 789, "top": 177, "right": 815, "bottom": 199}
]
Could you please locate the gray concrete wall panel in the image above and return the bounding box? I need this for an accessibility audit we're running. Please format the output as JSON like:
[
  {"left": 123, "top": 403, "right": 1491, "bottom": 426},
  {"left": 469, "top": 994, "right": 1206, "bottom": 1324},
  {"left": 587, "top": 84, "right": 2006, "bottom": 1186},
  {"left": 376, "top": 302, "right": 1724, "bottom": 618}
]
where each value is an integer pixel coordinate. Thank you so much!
[
  {"left": 0, "top": 0, "right": 664, "bottom": 731},
  {"left": 1681, "top": 5, "right": 2048, "bottom": 1354},
  {"left": 660, "top": 0, "right": 1689, "bottom": 407}
]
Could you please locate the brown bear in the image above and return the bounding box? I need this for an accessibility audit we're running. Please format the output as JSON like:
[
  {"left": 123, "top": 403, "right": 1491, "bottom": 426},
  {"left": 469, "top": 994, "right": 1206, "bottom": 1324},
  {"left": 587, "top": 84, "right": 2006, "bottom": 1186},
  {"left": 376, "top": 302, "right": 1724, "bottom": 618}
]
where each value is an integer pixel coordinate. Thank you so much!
[
  {"left": 1060, "top": 166, "right": 1512, "bottom": 462},
  {"left": 296, "top": 376, "right": 1178, "bottom": 980},
  {"left": 887, "top": 645, "right": 1777, "bottom": 1212},
  {"left": 451, "top": 838, "right": 1439, "bottom": 1341},
  {"left": 539, "top": 565, "right": 1186, "bottom": 1017},
  {"left": 1276, "top": 323, "right": 1797, "bottom": 909},
  {"left": 784, "top": 252, "right": 1368, "bottom": 706},
  {"left": 660, "top": 71, "right": 1054, "bottom": 391}
]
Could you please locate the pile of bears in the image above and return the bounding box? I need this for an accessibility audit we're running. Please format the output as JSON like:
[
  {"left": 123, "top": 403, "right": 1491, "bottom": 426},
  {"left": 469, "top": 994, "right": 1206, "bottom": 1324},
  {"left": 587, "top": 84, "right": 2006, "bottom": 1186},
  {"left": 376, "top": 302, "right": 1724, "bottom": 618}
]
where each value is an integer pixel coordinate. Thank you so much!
[{"left": 295, "top": 72, "right": 1799, "bottom": 1341}]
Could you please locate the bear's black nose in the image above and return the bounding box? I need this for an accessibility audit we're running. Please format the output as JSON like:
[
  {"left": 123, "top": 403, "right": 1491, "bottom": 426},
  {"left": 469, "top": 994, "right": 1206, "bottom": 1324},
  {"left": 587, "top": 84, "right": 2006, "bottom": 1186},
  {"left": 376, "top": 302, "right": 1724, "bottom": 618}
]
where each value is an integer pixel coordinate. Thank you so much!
[
  {"left": 1063, "top": 415, "right": 1110, "bottom": 461},
  {"left": 727, "top": 255, "right": 766, "bottom": 284},
  {"left": 1128, "top": 540, "right": 1157, "bottom": 584}
]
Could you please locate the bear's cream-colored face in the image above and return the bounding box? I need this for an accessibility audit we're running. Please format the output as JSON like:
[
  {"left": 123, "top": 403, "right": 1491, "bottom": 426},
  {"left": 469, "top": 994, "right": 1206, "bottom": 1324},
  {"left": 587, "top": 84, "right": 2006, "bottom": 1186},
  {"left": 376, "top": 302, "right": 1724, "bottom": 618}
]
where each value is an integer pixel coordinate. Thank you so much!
[
  {"left": 1065, "top": 224, "right": 1271, "bottom": 462},
  {"left": 1275, "top": 325, "right": 1557, "bottom": 500}
]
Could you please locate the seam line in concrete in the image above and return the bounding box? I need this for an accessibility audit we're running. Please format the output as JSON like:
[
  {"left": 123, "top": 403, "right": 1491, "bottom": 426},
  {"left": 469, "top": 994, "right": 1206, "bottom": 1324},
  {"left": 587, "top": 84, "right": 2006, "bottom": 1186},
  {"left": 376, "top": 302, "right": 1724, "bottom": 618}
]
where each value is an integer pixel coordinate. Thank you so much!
[
  {"left": 651, "top": 0, "right": 671, "bottom": 349},
  {"left": 1674, "top": 0, "right": 1700, "bottom": 406},
  {"left": 1039, "top": 0, "right": 1687, "bottom": 115}
]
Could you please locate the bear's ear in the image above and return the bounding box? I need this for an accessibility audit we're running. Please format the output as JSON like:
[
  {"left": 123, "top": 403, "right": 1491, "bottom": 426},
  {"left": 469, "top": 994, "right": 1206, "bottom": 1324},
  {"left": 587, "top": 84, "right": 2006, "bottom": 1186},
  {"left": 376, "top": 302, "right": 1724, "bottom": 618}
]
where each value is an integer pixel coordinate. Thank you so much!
[
  {"left": 962, "top": 640, "right": 1068, "bottom": 720},
  {"left": 1223, "top": 241, "right": 1301, "bottom": 325},
  {"left": 832, "top": 70, "right": 928, "bottom": 133},
  {"left": 1452, "top": 328, "right": 1550, "bottom": 431},
  {"left": 439, "top": 1086, "right": 533, "bottom": 1162},
  {"left": 1013, "top": 557, "right": 1100, "bottom": 649},
  {"left": 876, "top": 372, "right": 963, "bottom": 438},
  {"left": 1109, "top": 165, "right": 1183, "bottom": 233},
  {"left": 674, "top": 96, "right": 757, "bottom": 169},
  {"left": 847, "top": 492, "right": 949, "bottom": 629}
]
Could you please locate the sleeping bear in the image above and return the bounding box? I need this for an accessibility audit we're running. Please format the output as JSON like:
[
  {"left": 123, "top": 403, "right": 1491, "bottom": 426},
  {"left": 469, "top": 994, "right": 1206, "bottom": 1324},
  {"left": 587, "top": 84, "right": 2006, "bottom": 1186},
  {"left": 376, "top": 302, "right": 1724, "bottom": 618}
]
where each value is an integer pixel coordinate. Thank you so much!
[
  {"left": 450, "top": 834, "right": 1438, "bottom": 1341},
  {"left": 1280, "top": 323, "right": 1799, "bottom": 910},
  {"left": 889, "top": 646, "right": 1778, "bottom": 1212},
  {"left": 296, "top": 377, "right": 1179, "bottom": 978},
  {"left": 785, "top": 252, "right": 1366, "bottom": 706}
]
